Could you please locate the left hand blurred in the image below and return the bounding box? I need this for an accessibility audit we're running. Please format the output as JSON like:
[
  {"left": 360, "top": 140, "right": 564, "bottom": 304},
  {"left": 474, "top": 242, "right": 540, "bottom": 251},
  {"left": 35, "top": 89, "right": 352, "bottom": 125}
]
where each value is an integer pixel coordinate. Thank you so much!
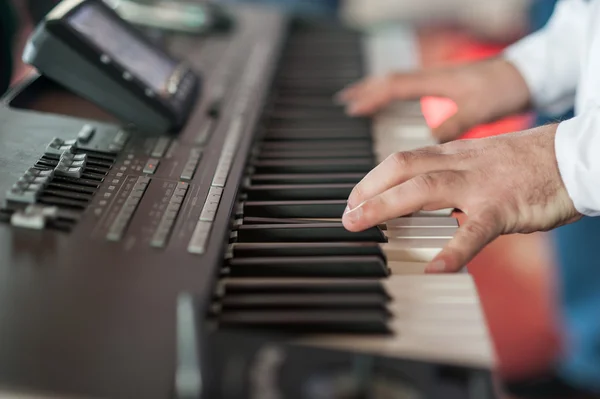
[{"left": 341, "top": 124, "right": 582, "bottom": 273}]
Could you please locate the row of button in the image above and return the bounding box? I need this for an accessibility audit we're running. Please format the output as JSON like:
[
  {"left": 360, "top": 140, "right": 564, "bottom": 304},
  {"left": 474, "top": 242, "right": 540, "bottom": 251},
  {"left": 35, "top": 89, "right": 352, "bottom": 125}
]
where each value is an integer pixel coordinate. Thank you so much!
[
  {"left": 188, "top": 119, "right": 243, "bottom": 254},
  {"left": 187, "top": 46, "right": 272, "bottom": 255},
  {"left": 151, "top": 182, "right": 189, "bottom": 248},
  {"left": 211, "top": 118, "right": 242, "bottom": 187},
  {"left": 181, "top": 149, "right": 202, "bottom": 181},
  {"left": 200, "top": 186, "right": 223, "bottom": 222},
  {"left": 106, "top": 176, "right": 150, "bottom": 242}
]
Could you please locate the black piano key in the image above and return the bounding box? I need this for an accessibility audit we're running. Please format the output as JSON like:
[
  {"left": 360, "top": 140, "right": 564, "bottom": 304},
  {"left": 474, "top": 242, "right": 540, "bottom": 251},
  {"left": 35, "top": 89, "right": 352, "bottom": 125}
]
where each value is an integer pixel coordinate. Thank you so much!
[
  {"left": 244, "top": 184, "right": 353, "bottom": 201},
  {"left": 273, "top": 96, "right": 349, "bottom": 108},
  {"left": 219, "top": 293, "right": 389, "bottom": 310},
  {"left": 231, "top": 242, "right": 386, "bottom": 260},
  {"left": 260, "top": 139, "right": 371, "bottom": 150},
  {"left": 252, "top": 159, "right": 374, "bottom": 174},
  {"left": 235, "top": 223, "right": 387, "bottom": 243},
  {"left": 242, "top": 200, "right": 346, "bottom": 218},
  {"left": 240, "top": 217, "right": 328, "bottom": 224},
  {"left": 217, "top": 309, "right": 391, "bottom": 334},
  {"left": 257, "top": 149, "right": 373, "bottom": 159},
  {"left": 278, "top": 71, "right": 360, "bottom": 80},
  {"left": 222, "top": 279, "right": 389, "bottom": 296},
  {"left": 226, "top": 256, "right": 389, "bottom": 278},
  {"left": 250, "top": 173, "right": 364, "bottom": 185},
  {"left": 264, "top": 127, "right": 370, "bottom": 140}
]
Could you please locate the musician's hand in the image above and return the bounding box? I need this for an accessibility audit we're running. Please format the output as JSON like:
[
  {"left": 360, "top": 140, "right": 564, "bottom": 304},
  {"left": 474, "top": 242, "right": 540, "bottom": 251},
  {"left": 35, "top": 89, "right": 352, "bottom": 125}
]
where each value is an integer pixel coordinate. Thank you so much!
[
  {"left": 341, "top": 124, "right": 582, "bottom": 273},
  {"left": 336, "top": 58, "right": 530, "bottom": 142}
]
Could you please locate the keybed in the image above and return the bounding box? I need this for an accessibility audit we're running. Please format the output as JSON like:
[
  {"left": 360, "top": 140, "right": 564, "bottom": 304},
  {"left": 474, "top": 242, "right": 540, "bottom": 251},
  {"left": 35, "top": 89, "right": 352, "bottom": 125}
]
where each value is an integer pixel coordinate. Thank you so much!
[{"left": 209, "top": 21, "right": 495, "bottom": 370}]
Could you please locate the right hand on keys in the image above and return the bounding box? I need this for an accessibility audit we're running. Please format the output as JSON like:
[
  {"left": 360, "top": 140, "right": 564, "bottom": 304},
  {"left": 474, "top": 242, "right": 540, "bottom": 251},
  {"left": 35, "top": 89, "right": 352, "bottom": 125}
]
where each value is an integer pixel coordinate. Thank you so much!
[
  {"left": 341, "top": 124, "right": 582, "bottom": 273},
  {"left": 336, "top": 58, "right": 531, "bottom": 143}
]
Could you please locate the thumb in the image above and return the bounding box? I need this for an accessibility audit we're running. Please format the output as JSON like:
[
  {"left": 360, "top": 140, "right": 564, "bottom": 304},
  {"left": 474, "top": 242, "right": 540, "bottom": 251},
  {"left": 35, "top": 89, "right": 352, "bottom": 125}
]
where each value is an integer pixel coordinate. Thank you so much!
[
  {"left": 431, "top": 112, "right": 472, "bottom": 143},
  {"left": 425, "top": 215, "right": 500, "bottom": 273}
]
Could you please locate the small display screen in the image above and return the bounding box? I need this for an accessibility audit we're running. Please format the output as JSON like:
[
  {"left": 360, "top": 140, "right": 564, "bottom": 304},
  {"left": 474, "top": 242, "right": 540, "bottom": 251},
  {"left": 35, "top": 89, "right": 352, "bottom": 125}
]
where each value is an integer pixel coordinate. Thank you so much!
[{"left": 67, "top": 2, "right": 178, "bottom": 94}]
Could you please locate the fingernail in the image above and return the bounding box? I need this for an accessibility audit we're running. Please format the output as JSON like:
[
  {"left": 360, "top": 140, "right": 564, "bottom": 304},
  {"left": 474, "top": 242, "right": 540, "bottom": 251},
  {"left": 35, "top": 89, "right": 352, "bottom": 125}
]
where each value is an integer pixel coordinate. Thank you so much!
[
  {"left": 426, "top": 259, "right": 446, "bottom": 273},
  {"left": 343, "top": 205, "right": 350, "bottom": 214},
  {"left": 343, "top": 205, "right": 363, "bottom": 223}
]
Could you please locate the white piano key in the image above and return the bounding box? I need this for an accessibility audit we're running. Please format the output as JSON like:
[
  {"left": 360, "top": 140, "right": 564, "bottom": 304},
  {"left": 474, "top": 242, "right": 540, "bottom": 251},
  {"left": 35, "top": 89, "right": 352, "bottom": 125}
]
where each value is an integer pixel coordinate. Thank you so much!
[
  {"left": 387, "top": 261, "right": 427, "bottom": 274},
  {"left": 298, "top": 275, "right": 495, "bottom": 369},
  {"left": 376, "top": 122, "right": 431, "bottom": 139},
  {"left": 414, "top": 209, "right": 454, "bottom": 217},
  {"left": 386, "top": 226, "right": 457, "bottom": 239},
  {"left": 381, "top": 239, "right": 448, "bottom": 262},
  {"left": 385, "top": 216, "right": 458, "bottom": 228}
]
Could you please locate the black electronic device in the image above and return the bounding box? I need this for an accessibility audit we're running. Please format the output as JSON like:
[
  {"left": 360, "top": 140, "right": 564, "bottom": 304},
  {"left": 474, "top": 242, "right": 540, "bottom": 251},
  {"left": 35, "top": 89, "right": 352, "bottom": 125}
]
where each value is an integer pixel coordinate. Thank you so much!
[
  {"left": 0, "top": 5, "right": 498, "bottom": 399},
  {"left": 22, "top": 0, "right": 200, "bottom": 133},
  {"left": 104, "top": 0, "right": 234, "bottom": 34}
]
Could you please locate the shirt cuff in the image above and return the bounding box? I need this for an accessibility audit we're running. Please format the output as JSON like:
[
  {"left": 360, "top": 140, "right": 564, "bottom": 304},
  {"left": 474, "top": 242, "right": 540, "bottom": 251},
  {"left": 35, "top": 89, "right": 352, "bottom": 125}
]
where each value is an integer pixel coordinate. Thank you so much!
[
  {"left": 555, "top": 112, "right": 600, "bottom": 217},
  {"left": 503, "top": 33, "right": 547, "bottom": 108}
]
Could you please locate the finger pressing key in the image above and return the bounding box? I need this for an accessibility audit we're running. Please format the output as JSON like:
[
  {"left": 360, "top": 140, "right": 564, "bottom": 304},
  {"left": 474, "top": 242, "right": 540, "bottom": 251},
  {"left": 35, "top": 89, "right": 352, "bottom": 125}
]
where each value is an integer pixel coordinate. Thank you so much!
[
  {"left": 346, "top": 149, "right": 453, "bottom": 210},
  {"left": 342, "top": 171, "right": 463, "bottom": 232},
  {"left": 426, "top": 213, "right": 501, "bottom": 273}
]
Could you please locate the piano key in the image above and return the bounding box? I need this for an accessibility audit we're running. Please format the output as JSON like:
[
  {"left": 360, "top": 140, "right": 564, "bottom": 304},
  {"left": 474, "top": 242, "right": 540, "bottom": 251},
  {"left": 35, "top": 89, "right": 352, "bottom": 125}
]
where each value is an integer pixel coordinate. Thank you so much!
[
  {"left": 250, "top": 173, "right": 364, "bottom": 185},
  {"left": 241, "top": 200, "right": 346, "bottom": 218},
  {"left": 244, "top": 184, "right": 353, "bottom": 201},
  {"left": 261, "top": 139, "right": 371, "bottom": 150},
  {"left": 219, "top": 293, "right": 389, "bottom": 310},
  {"left": 297, "top": 275, "right": 494, "bottom": 367},
  {"left": 414, "top": 209, "right": 454, "bottom": 217},
  {"left": 239, "top": 217, "right": 321, "bottom": 225},
  {"left": 217, "top": 309, "right": 392, "bottom": 334},
  {"left": 235, "top": 223, "right": 387, "bottom": 243},
  {"left": 381, "top": 239, "right": 450, "bottom": 262},
  {"left": 252, "top": 158, "right": 374, "bottom": 174},
  {"left": 257, "top": 149, "right": 373, "bottom": 159},
  {"left": 226, "top": 256, "right": 389, "bottom": 278},
  {"left": 221, "top": 278, "right": 389, "bottom": 295},
  {"left": 385, "top": 226, "right": 458, "bottom": 239},
  {"left": 231, "top": 242, "right": 386, "bottom": 259},
  {"left": 265, "top": 127, "right": 370, "bottom": 140},
  {"left": 385, "top": 217, "right": 458, "bottom": 228}
]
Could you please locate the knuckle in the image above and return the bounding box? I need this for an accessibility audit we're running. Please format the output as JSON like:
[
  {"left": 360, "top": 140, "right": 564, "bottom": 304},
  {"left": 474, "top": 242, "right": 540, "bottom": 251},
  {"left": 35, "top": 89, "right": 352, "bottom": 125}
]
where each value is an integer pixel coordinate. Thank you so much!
[
  {"left": 463, "top": 220, "right": 492, "bottom": 242},
  {"left": 412, "top": 174, "right": 438, "bottom": 194},
  {"left": 390, "top": 151, "right": 410, "bottom": 169}
]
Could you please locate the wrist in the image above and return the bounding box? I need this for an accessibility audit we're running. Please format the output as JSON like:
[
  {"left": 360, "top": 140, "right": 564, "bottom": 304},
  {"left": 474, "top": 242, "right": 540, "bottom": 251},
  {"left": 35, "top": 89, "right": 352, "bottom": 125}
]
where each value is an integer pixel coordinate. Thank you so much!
[{"left": 488, "top": 57, "right": 532, "bottom": 115}]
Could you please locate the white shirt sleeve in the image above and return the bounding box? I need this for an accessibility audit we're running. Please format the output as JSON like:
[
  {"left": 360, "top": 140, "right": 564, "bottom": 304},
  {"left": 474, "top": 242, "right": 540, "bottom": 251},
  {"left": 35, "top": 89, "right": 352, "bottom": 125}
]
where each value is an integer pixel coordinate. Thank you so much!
[
  {"left": 503, "top": 0, "right": 589, "bottom": 116},
  {"left": 555, "top": 111, "right": 600, "bottom": 217}
]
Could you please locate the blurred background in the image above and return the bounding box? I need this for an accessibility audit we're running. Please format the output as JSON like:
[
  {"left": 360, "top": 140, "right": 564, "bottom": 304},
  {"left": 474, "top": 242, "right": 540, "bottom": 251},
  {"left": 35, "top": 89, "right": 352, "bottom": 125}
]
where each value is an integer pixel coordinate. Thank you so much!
[{"left": 1, "top": 0, "right": 595, "bottom": 396}]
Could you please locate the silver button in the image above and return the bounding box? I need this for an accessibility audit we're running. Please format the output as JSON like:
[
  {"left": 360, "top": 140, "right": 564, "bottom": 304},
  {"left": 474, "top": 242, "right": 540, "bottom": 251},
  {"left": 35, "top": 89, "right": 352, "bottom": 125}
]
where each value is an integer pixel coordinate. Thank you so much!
[{"left": 187, "top": 221, "right": 212, "bottom": 254}]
